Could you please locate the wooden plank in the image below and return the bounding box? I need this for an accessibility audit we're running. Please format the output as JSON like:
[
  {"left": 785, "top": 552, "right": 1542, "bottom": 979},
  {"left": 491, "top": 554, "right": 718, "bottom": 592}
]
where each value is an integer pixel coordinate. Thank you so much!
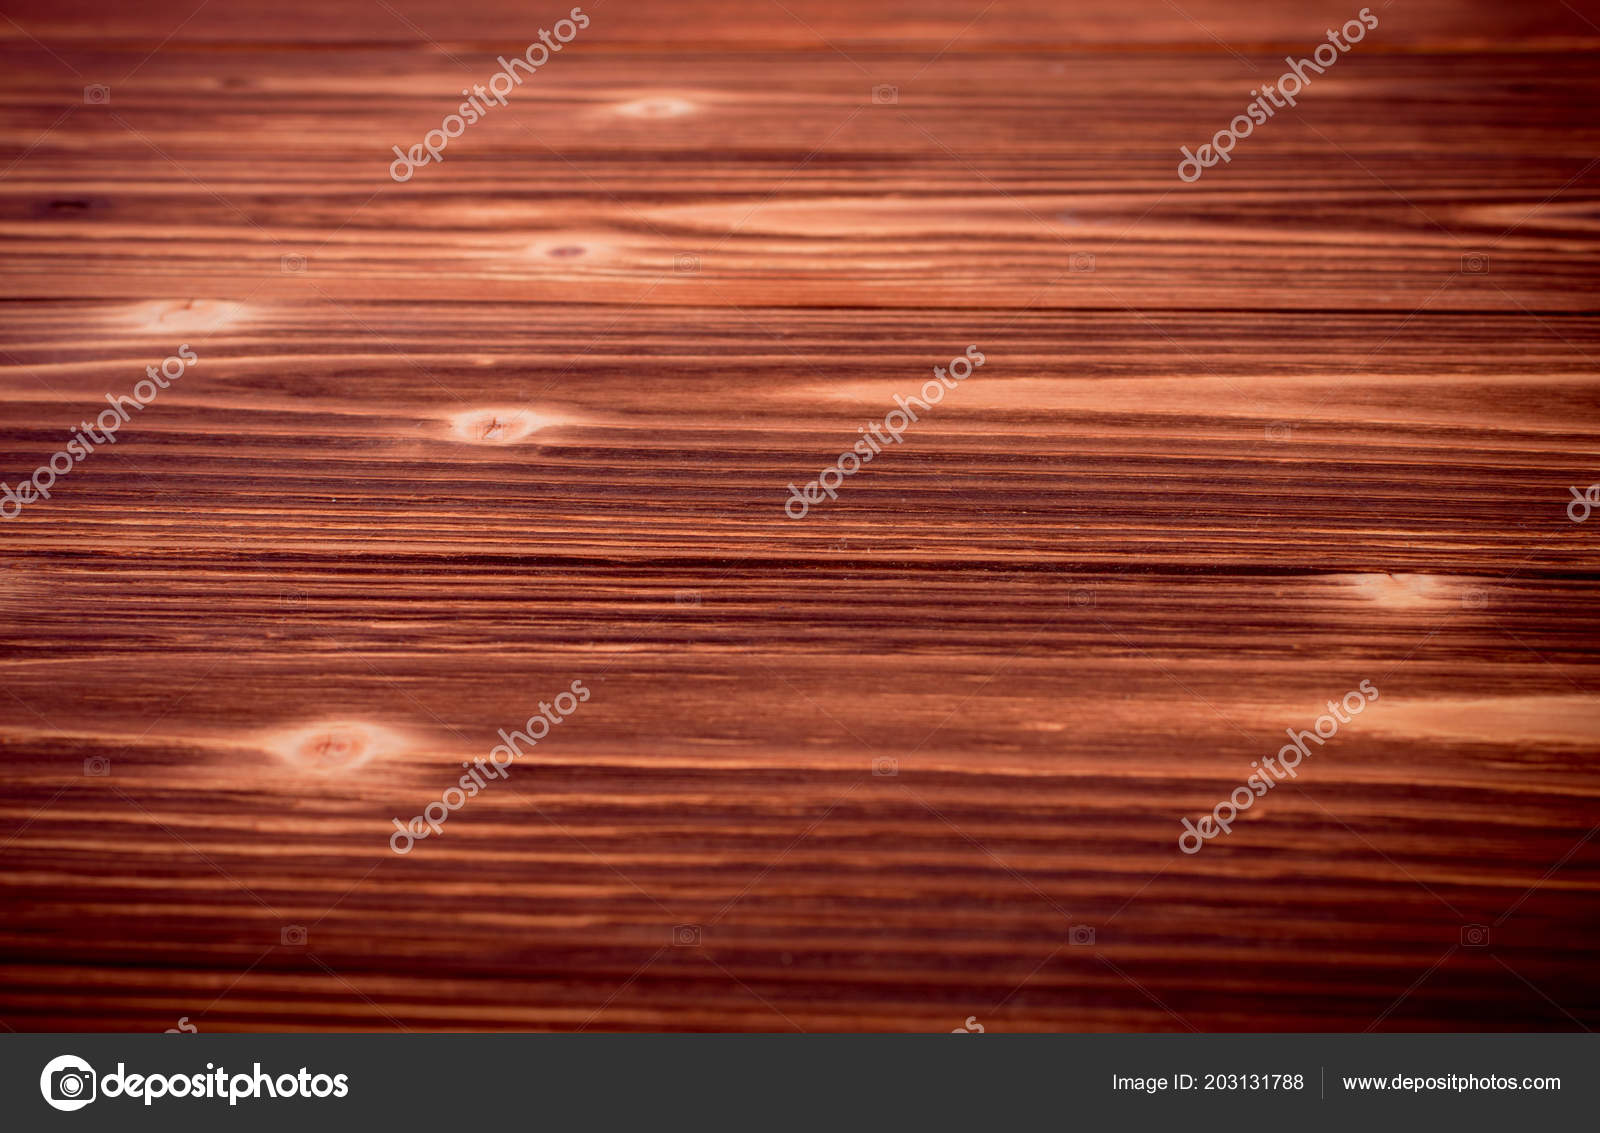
[{"left": 1, "top": 0, "right": 1597, "bottom": 1032}]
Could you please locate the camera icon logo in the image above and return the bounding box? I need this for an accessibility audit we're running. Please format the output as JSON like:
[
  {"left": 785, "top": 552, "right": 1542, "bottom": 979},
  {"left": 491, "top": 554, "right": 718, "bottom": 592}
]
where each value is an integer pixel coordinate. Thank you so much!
[
  {"left": 1460, "top": 253, "right": 1489, "bottom": 274},
  {"left": 83, "top": 756, "right": 110, "bottom": 777},
  {"left": 1460, "top": 923, "right": 1490, "bottom": 948},
  {"left": 871, "top": 756, "right": 898, "bottom": 777},
  {"left": 1069, "top": 925, "right": 1096, "bottom": 946},
  {"left": 1264, "top": 422, "right": 1293, "bottom": 442},
  {"left": 83, "top": 84, "right": 110, "bottom": 105},
  {"left": 281, "top": 253, "right": 307, "bottom": 274},
  {"left": 675, "top": 589, "right": 701, "bottom": 607},
  {"left": 1069, "top": 252, "right": 1095, "bottom": 272},
  {"left": 281, "top": 924, "right": 308, "bottom": 946},
  {"left": 40, "top": 1055, "right": 97, "bottom": 1111},
  {"left": 871, "top": 84, "right": 898, "bottom": 105},
  {"left": 672, "top": 924, "right": 702, "bottom": 946},
  {"left": 675, "top": 254, "right": 700, "bottom": 273}
]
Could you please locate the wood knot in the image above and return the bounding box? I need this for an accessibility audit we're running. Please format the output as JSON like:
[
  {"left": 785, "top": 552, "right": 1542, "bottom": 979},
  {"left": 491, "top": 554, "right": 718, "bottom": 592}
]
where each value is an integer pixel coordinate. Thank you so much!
[
  {"left": 299, "top": 726, "right": 369, "bottom": 769},
  {"left": 123, "top": 298, "right": 246, "bottom": 332},
  {"left": 446, "top": 407, "right": 562, "bottom": 445},
  {"left": 616, "top": 96, "right": 696, "bottom": 118},
  {"left": 263, "top": 720, "right": 402, "bottom": 772}
]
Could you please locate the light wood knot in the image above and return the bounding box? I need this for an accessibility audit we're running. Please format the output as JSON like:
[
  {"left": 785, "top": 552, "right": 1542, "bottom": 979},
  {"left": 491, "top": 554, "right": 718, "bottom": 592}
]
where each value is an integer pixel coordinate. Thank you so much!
[
  {"left": 446, "top": 407, "right": 557, "bottom": 445},
  {"left": 262, "top": 720, "right": 404, "bottom": 773}
]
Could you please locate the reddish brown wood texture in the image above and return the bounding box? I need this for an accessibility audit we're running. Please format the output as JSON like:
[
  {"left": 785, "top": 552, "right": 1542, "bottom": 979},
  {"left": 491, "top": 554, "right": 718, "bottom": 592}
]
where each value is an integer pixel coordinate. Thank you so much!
[{"left": 1, "top": 0, "right": 1599, "bottom": 1031}]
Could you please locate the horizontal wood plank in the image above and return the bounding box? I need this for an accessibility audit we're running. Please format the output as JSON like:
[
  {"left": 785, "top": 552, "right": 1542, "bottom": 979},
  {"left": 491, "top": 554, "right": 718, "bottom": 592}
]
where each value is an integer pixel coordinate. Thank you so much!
[{"left": 1, "top": 0, "right": 1598, "bottom": 1032}]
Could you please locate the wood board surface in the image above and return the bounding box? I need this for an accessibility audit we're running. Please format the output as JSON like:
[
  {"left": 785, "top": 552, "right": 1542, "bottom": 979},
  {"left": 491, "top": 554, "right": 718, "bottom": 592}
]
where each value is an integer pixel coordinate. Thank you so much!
[{"left": 1, "top": 0, "right": 1598, "bottom": 1032}]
